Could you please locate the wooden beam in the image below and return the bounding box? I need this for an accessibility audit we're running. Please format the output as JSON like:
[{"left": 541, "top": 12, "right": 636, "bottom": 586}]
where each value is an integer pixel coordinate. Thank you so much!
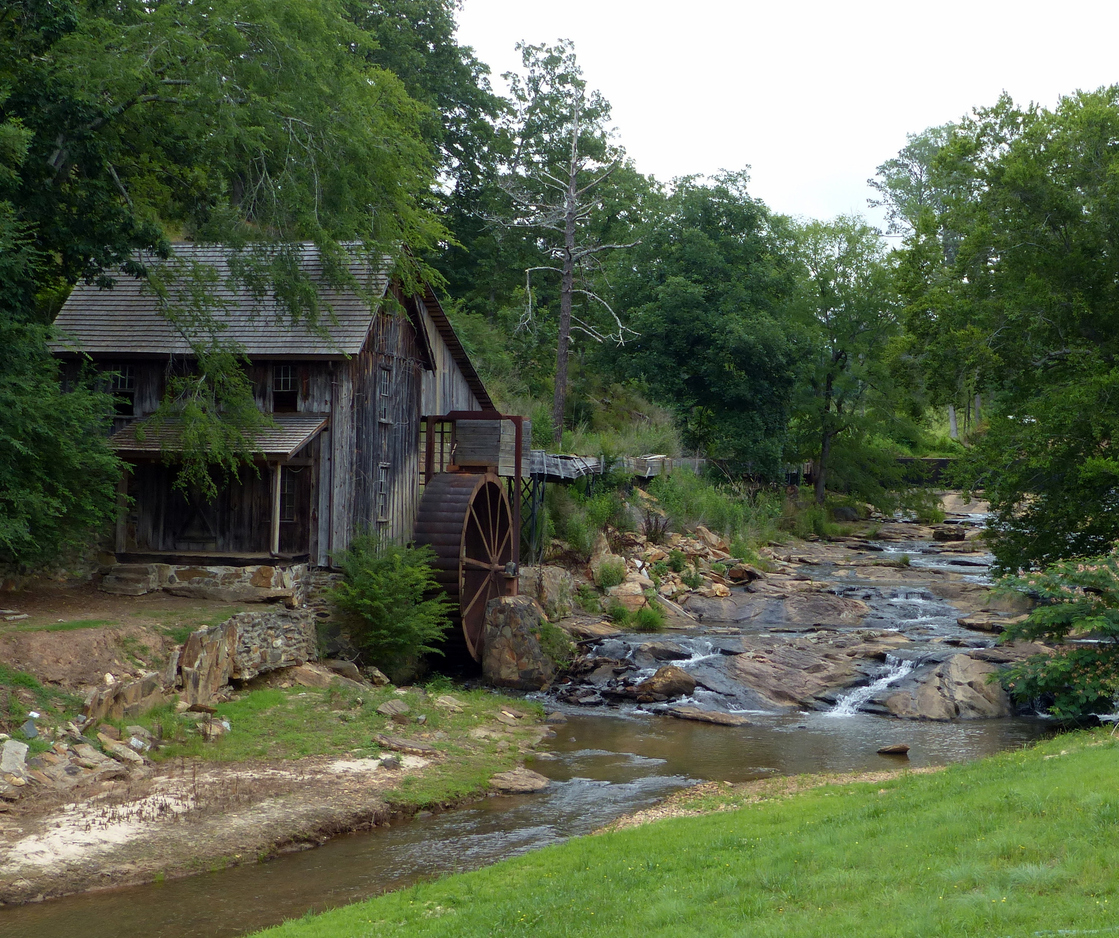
[{"left": 270, "top": 462, "right": 282, "bottom": 556}]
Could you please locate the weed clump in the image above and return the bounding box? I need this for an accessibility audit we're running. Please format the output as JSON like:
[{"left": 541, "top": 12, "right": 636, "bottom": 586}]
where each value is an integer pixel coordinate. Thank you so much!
[
  {"left": 595, "top": 557, "right": 627, "bottom": 589},
  {"left": 633, "top": 603, "right": 665, "bottom": 633}
]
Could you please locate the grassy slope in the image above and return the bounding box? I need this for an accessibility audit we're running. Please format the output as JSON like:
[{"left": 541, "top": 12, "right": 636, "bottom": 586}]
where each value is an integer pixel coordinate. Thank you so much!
[{"left": 253, "top": 729, "right": 1119, "bottom": 938}]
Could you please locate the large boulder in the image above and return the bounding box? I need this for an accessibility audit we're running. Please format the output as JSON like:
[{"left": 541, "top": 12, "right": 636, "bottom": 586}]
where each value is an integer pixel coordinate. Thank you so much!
[
  {"left": 637, "top": 665, "right": 696, "bottom": 700},
  {"left": 883, "top": 653, "right": 1013, "bottom": 720},
  {"left": 519, "top": 565, "right": 575, "bottom": 620},
  {"left": 482, "top": 596, "right": 559, "bottom": 691}
]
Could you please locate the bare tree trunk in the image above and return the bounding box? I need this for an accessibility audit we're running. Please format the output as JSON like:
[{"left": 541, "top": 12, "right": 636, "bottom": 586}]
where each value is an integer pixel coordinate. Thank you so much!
[
  {"left": 948, "top": 404, "right": 958, "bottom": 439},
  {"left": 973, "top": 393, "right": 982, "bottom": 426},
  {"left": 815, "top": 372, "right": 835, "bottom": 506},
  {"left": 552, "top": 107, "right": 580, "bottom": 448}
]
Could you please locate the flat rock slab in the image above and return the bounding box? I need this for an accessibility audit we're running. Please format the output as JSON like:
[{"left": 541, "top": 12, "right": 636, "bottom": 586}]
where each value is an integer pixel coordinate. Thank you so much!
[
  {"left": 877, "top": 743, "right": 911, "bottom": 755},
  {"left": 667, "top": 706, "right": 751, "bottom": 726},
  {"left": 376, "top": 699, "right": 411, "bottom": 717},
  {"left": 372, "top": 734, "right": 439, "bottom": 756},
  {"left": 489, "top": 767, "right": 550, "bottom": 793}
]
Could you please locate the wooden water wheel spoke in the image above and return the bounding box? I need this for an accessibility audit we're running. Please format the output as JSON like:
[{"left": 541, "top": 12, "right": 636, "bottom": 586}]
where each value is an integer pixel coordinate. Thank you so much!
[
  {"left": 495, "top": 525, "right": 512, "bottom": 558},
  {"left": 413, "top": 471, "right": 515, "bottom": 662},
  {"left": 463, "top": 556, "right": 498, "bottom": 570},
  {"left": 460, "top": 575, "right": 492, "bottom": 620}
]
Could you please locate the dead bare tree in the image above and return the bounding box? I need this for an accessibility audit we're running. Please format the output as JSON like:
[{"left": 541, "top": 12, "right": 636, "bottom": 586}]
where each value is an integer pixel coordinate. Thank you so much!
[{"left": 497, "top": 42, "right": 638, "bottom": 447}]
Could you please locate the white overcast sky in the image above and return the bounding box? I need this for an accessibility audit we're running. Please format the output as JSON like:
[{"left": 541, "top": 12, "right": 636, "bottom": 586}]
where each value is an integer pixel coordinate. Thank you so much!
[{"left": 456, "top": 0, "right": 1119, "bottom": 228}]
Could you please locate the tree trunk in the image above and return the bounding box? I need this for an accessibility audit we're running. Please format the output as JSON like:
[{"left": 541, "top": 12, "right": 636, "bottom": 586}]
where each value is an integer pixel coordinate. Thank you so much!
[
  {"left": 815, "top": 371, "right": 835, "bottom": 506},
  {"left": 551, "top": 107, "right": 580, "bottom": 448},
  {"left": 814, "top": 431, "right": 831, "bottom": 506},
  {"left": 948, "top": 404, "right": 958, "bottom": 439},
  {"left": 973, "top": 393, "right": 982, "bottom": 426}
]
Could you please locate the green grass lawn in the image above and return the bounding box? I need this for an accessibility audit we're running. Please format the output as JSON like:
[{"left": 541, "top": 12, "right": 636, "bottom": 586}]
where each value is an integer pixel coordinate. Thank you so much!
[{"left": 251, "top": 728, "right": 1119, "bottom": 938}]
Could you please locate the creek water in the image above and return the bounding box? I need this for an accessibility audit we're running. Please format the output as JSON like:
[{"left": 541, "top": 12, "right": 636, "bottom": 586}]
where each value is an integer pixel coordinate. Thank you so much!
[{"left": 0, "top": 527, "right": 1056, "bottom": 938}]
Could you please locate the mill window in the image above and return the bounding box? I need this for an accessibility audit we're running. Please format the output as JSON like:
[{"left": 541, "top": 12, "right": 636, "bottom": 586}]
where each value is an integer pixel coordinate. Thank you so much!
[
  {"left": 272, "top": 364, "right": 297, "bottom": 412},
  {"left": 109, "top": 364, "right": 136, "bottom": 419},
  {"left": 378, "top": 364, "right": 393, "bottom": 424}
]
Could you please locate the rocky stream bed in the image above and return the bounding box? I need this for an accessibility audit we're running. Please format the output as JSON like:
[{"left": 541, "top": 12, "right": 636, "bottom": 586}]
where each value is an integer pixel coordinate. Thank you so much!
[{"left": 543, "top": 493, "right": 1043, "bottom": 726}]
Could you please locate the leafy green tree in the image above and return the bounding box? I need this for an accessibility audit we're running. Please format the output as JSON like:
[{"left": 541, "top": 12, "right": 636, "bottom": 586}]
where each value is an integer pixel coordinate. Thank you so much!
[
  {"left": 0, "top": 120, "right": 119, "bottom": 567},
  {"left": 614, "top": 172, "right": 799, "bottom": 475},
  {"left": 999, "top": 551, "right": 1119, "bottom": 719},
  {"left": 897, "top": 88, "right": 1119, "bottom": 571},
  {"left": 787, "top": 217, "right": 902, "bottom": 504}
]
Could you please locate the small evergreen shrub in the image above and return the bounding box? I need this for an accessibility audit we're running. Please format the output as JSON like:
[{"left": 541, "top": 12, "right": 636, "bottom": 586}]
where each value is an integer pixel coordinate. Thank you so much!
[
  {"left": 596, "top": 557, "right": 627, "bottom": 589},
  {"left": 328, "top": 539, "right": 452, "bottom": 674},
  {"left": 681, "top": 568, "right": 703, "bottom": 591}
]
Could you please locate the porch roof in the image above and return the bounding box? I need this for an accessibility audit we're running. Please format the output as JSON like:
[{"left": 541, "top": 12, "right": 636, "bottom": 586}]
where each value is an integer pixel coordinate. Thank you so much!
[{"left": 110, "top": 414, "right": 329, "bottom": 460}]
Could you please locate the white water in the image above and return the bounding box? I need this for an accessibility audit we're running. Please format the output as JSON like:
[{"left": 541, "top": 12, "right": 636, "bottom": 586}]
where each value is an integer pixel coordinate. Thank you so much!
[{"left": 826, "top": 654, "right": 916, "bottom": 717}]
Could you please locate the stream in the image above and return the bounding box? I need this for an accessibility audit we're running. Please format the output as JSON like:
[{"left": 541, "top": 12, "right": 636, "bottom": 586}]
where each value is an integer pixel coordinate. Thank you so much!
[{"left": 0, "top": 517, "right": 1055, "bottom": 938}]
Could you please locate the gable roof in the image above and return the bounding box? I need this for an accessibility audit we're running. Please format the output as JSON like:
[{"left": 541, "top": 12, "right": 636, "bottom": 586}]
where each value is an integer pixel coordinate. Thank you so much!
[{"left": 52, "top": 242, "right": 393, "bottom": 359}]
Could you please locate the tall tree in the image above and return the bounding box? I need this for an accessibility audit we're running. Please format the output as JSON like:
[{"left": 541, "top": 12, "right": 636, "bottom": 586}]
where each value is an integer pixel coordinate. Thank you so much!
[
  {"left": 896, "top": 87, "right": 1119, "bottom": 571},
  {"left": 498, "top": 40, "right": 637, "bottom": 445},
  {"left": 788, "top": 217, "right": 901, "bottom": 505}
]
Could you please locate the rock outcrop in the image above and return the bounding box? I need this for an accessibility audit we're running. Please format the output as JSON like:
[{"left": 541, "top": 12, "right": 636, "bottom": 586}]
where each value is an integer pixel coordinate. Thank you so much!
[
  {"left": 481, "top": 596, "right": 560, "bottom": 691},
  {"left": 883, "top": 653, "right": 1012, "bottom": 720},
  {"left": 519, "top": 565, "right": 575, "bottom": 620}
]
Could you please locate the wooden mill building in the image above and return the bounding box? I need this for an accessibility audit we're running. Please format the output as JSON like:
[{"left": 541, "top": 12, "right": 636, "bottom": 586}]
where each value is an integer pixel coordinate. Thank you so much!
[{"left": 52, "top": 242, "right": 494, "bottom": 568}]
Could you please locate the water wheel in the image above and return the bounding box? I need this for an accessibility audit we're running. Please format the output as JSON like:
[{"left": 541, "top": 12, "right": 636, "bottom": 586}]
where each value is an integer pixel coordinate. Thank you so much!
[{"left": 413, "top": 472, "right": 514, "bottom": 661}]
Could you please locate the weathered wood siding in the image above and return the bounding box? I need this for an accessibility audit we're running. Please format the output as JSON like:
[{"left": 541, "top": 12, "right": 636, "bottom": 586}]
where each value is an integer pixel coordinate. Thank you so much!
[{"left": 416, "top": 296, "right": 484, "bottom": 416}]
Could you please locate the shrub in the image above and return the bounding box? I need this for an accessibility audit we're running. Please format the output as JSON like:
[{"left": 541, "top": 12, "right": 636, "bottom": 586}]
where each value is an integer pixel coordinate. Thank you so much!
[
  {"left": 604, "top": 599, "right": 633, "bottom": 627},
  {"left": 668, "top": 549, "right": 687, "bottom": 573},
  {"left": 681, "top": 568, "right": 703, "bottom": 590},
  {"left": 533, "top": 621, "right": 575, "bottom": 668},
  {"left": 575, "top": 583, "right": 601, "bottom": 613},
  {"left": 999, "top": 549, "right": 1119, "bottom": 719},
  {"left": 595, "top": 556, "right": 627, "bottom": 589},
  {"left": 633, "top": 602, "right": 665, "bottom": 633},
  {"left": 641, "top": 507, "right": 670, "bottom": 544},
  {"left": 328, "top": 539, "right": 453, "bottom": 674}
]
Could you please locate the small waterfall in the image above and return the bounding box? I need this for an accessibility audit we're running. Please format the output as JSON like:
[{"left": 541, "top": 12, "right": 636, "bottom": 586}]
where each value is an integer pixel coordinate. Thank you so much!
[{"left": 827, "top": 655, "right": 915, "bottom": 717}]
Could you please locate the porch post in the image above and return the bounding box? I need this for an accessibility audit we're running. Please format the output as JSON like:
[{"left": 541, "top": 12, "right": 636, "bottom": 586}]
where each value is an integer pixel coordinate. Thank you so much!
[
  {"left": 270, "top": 461, "right": 282, "bottom": 556},
  {"left": 114, "top": 468, "right": 129, "bottom": 554}
]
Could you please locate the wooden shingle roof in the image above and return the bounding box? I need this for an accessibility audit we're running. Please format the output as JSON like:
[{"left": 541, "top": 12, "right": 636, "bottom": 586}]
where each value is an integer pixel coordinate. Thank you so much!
[
  {"left": 52, "top": 243, "right": 392, "bottom": 359},
  {"left": 110, "top": 414, "right": 330, "bottom": 459}
]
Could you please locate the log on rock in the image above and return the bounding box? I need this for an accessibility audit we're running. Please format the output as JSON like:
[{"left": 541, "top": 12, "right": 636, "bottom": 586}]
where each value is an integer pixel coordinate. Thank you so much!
[{"left": 667, "top": 706, "right": 751, "bottom": 726}]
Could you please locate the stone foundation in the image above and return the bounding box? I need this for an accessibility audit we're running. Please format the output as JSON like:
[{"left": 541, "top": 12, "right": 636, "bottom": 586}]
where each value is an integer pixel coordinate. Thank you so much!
[{"left": 100, "top": 562, "right": 311, "bottom": 606}]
